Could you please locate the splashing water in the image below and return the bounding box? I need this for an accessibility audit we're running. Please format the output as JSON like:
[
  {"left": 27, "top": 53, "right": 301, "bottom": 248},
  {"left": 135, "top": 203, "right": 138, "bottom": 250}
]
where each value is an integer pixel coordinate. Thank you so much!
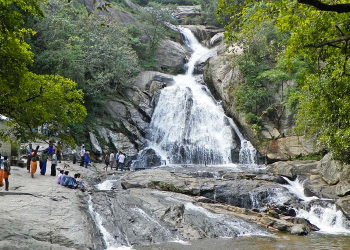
[
  {"left": 146, "top": 27, "right": 257, "bottom": 165},
  {"left": 88, "top": 195, "right": 133, "bottom": 250},
  {"left": 282, "top": 177, "right": 350, "bottom": 234}
]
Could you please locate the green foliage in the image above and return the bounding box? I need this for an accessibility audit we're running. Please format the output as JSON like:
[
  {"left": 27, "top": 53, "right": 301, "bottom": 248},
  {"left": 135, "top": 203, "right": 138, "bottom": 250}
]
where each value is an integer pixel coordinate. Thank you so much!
[
  {"left": 0, "top": 0, "right": 86, "bottom": 143},
  {"left": 129, "top": 6, "right": 174, "bottom": 69},
  {"left": 156, "top": 181, "right": 184, "bottom": 193},
  {"left": 245, "top": 113, "right": 261, "bottom": 125},
  {"left": 218, "top": 0, "right": 350, "bottom": 163},
  {"left": 199, "top": 0, "right": 221, "bottom": 26}
]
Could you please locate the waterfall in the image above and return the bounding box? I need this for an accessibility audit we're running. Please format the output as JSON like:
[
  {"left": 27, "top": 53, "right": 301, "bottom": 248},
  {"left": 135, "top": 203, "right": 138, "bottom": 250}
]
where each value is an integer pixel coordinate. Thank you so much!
[
  {"left": 282, "top": 177, "right": 350, "bottom": 234},
  {"left": 145, "top": 27, "right": 257, "bottom": 166}
]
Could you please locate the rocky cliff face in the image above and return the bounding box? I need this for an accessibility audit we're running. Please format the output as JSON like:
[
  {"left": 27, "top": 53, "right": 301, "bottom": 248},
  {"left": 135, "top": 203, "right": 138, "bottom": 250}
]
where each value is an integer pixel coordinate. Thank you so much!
[{"left": 203, "top": 39, "right": 320, "bottom": 162}]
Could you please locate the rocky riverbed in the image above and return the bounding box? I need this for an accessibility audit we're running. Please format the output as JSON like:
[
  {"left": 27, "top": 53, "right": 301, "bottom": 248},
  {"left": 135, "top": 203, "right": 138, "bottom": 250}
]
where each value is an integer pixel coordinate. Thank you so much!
[{"left": 3, "top": 154, "right": 350, "bottom": 249}]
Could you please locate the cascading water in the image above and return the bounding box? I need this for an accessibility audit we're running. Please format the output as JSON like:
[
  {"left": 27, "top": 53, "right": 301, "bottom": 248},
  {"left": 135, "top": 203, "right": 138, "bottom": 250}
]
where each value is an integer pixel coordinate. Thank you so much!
[
  {"left": 282, "top": 177, "right": 350, "bottom": 234},
  {"left": 144, "top": 27, "right": 256, "bottom": 166}
]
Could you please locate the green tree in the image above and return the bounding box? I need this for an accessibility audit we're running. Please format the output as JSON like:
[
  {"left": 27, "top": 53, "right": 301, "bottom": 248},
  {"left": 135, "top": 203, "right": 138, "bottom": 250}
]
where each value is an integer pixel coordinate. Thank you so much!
[
  {"left": 29, "top": 0, "right": 140, "bottom": 118},
  {"left": 0, "top": 0, "right": 86, "bottom": 142},
  {"left": 217, "top": 0, "right": 350, "bottom": 162}
]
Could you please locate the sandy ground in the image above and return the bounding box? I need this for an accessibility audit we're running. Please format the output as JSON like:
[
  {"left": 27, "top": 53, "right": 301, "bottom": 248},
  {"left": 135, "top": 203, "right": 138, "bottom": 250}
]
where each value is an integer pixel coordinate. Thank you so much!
[{"left": 0, "top": 159, "right": 104, "bottom": 250}]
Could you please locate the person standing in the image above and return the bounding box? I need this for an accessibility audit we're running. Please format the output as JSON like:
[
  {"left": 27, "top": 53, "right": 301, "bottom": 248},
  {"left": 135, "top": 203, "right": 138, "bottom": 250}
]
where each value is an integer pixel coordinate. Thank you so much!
[
  {"left": 30, "top": 145, "right": 40, "bottom": 178},
  {"left": 48, "top": 141, "right": 53, "bottom": 160},
  {"left": 51, "top": 151, "right": 57, "bottom": 176},
  {"left": 0, "top": 154, "right": 4, "bottom": 187},
  {"left": 115, "top": 151, "right": 120, "bottom": 170},
  {"left": 56, "top": 142, "right": 62, "bottom": 163},
  {"left": 109, "top": 151, "right": 115, "bottom": 170},
  {"left": 80, "top": 145, "right": 85, "bottom": 167},
  {"left": 104, "top": 153, "right": 109, "bottom": 171},
  {"left": 84, "top": 153, "right": 90, "bottom": 168},
  {"left": 3, "top": 156, "right": 11, "bottom": 191},
  {"left": 118, "top": 152, "right": 126, "bottom": 171},
  {"left": 40, "top": 150, "right": 48, "bottom": 175},
  {"left": 72, "top": 149, "right": 77, "bottom": 164},
  {"left": 26, "top": 143, "right": 32, "bottom": 173}
]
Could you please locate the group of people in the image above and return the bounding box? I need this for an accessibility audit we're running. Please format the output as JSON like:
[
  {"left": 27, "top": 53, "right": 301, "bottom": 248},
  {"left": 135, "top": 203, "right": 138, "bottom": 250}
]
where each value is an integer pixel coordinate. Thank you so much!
[
  {"left": 56, "top": 170, "right": 85, "bottom": 191},
  {"left": 104, "top": 151, "right": 127, "bottom": 171},
  {"left": 26, "top": 142, "right": 58, "bottom": 178},
  {"left": 0, "top": 154, "right": 11, "bottom": 191}
]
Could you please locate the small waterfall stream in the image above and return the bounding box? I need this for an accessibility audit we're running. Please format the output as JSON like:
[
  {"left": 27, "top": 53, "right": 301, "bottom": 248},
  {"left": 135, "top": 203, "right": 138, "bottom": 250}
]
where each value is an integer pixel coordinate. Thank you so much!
[
  {"left": 281, "top": 177, "right": 350, "bottom": 234},
  {"left": 144, "top": 27, "right": 256, "bottom": 166}
]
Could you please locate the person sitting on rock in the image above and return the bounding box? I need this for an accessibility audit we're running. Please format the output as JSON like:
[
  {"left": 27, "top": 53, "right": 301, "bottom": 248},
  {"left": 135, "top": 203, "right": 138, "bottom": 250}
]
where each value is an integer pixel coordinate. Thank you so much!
[
  {"left": 57, "top": 170, "right": 64, "bottom": 184},
  {"left": 60, "top": 171, "right": 69, "bottom": 185},
  {"left": 63, "top": 174, "right": 76, "bottom": 188},
  {"left": 74, "top": 173, "right": 85, "bottom": 191}
]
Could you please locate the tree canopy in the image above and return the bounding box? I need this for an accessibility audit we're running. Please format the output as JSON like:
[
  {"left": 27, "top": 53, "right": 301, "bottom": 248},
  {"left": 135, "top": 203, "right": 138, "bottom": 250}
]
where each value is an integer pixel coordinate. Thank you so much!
[
  {"left": 0, "top": 0, "right": 86, "bottom": 143},
  {"left": 217, "top": 0, "right": 350, "bottom": 162}
]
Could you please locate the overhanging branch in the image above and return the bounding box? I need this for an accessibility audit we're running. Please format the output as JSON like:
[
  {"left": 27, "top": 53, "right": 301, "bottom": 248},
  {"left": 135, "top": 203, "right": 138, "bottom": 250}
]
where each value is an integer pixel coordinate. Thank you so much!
[
  {"left": 298, "top": 0, "right": 350, "bottom": 13},
  {"left": 306, "top": 34, "right": 350, "bottom": 48}
]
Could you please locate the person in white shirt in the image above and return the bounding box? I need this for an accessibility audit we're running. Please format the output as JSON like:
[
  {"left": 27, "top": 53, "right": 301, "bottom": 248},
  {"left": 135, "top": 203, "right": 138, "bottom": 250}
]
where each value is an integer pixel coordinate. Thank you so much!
[
  {"left": 80, "top": 146, "right": 85, "bottom": 167},
  {"left": 109, "top": 152, "right": 115, "bottom": 170},
  {"left": 118, "top": 152, "right": 126, "bottom": 171},
  {"left": 51, "top": 151, "right": 57, "bottom": 176}
]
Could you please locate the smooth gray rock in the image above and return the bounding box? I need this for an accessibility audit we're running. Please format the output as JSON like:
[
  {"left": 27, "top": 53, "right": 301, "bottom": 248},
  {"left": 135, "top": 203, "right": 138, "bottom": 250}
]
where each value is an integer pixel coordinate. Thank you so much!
[
  {"left": 155, "top": 40, "right": 188, "bottom": 74},
  {"left": 336, "top": 196, "right": 350, "bottom": 219},
  {"left": 318, "top": 153, "right": 343, "bottom": 185},
  {"left": 268, "top": 160, "right": 318, "bottom": 179},
  {"left": 89, "top": 132, "right": 102, "bottom": 155},
  {"left": 290, "top": 224, "right": 308, "bottom": 235}
]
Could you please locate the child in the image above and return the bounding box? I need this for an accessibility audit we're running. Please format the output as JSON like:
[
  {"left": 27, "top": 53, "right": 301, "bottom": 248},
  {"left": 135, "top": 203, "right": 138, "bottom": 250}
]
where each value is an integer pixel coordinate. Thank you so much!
[{"left": 84, "top": 153, "right": 90, "bottom": 168}]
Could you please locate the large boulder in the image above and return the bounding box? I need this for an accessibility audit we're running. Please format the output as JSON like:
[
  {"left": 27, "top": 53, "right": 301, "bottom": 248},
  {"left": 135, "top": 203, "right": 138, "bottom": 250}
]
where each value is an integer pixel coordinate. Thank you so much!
[
  {"left": 78, "top": 0, "right": 140, "bottom": 25},
  {"left": 108, "top": 130, "right": 138, "bottom": 156},
  {"left": 131, "top": 148, "right": 162, "bottom": 170},
  {"left": 268, "top": 160, "right": 318, "bottom": 179},
  {"left": 172, "top": 6, "right": 201, "bottom": 23},
  {"left": 318, "top": 153, "right": 343, "bottom": 185},
  {"left": 265, "top": 136, "right": 320, "bottom": 162},
  {"left": 155, "top": 40, "right": 188, "bottom": 74},
  {"left": 184, "top": 25, "right": 225, "bottom": 44},
  {"left": 89, "top": 132, "right": 102, "bottom": 155},
  {"left": 336, "top": 196, "right": 350, "bottom": 219},
  {"left": 132, "top": 71, "right": 174, "bottom": 93}
]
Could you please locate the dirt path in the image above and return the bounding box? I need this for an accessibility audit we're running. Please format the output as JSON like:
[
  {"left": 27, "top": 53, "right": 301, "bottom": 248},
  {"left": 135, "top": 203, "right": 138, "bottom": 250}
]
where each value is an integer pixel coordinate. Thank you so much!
[{"left": 0, "top": 159, "right": 104, "bottom": 250}]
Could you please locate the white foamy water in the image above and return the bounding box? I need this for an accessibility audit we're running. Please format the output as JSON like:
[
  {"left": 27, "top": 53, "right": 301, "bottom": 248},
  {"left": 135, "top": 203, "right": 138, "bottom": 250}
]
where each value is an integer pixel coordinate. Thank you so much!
[
  {"left": 88, "top": 195, "right": 133, "bottom": 249},
  {"left": 282, "top": 177, "right": 350, "bottom": 234},
  {"left": 297, "top": 205, "right": 350, "bottom": 234},
  {"left": 282, "top": 177, "right": 318, "bottom": 202},
  {"left": 146, "top": 27, "right": 257, "bottom": 165},
  {"left": 96, "top": 180, "right": 118, "bottom": 191}
]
